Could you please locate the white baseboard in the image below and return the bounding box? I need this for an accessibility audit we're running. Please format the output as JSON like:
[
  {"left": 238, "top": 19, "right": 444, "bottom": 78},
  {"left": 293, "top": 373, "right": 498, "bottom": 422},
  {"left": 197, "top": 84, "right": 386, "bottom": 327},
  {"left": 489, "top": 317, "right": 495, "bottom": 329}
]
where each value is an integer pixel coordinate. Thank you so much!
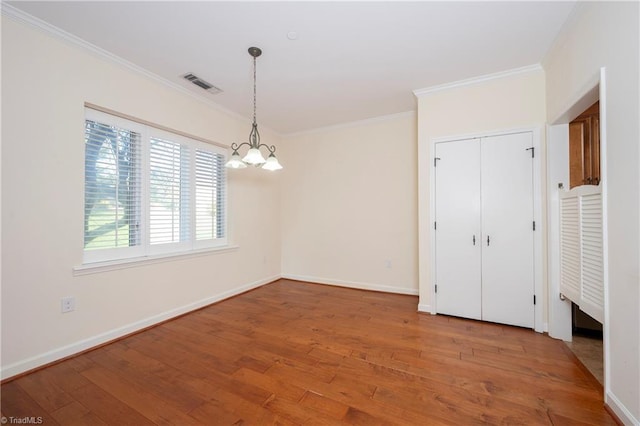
[
  {"left": 417, "top": 303, "right": 433, "bottom": 313},
  {"left": 0, "top": 275, "right": 279, "bottom": 381},
  {"left": 606, "top": 390, "right": 638, "bottom": 426},
  {"left": 281, "top": 273, "right": 418, "bottom": 296}
]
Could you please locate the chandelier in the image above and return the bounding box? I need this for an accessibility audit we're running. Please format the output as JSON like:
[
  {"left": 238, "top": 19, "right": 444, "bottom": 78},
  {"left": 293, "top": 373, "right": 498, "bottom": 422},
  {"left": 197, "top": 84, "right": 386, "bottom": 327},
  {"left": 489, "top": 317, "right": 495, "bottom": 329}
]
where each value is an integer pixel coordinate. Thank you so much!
[{"left": 225, "top": 47, "right": 283, "bottom": 171}]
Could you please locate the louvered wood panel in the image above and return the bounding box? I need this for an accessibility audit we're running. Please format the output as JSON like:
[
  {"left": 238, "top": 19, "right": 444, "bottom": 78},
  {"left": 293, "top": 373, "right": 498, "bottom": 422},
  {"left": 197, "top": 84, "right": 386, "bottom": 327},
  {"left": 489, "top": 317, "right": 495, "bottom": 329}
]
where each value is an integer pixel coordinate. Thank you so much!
[
  {"left": 559, "top": 186, "right": 604, "bottom": 324},
  {"left": 580, "top": 193, "right": 604, "bottom": 323},
  {"left": 560, "top": 196, "right": 581, "bottom": 303}
]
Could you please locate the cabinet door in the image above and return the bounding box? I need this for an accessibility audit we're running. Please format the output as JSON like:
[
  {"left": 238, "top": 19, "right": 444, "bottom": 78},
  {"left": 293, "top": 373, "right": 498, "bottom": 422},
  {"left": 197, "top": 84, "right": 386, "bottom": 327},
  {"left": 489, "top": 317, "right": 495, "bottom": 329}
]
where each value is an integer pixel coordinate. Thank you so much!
[
  {"left": 590, "top": 116, "right": 600, "bottom": 184},
  {"left": 480, "top": 133, "right": 535, "bottom": 328},
  {"left": 569, "top": 120, "right": 586, "bottom": 188},
  {"left": 434, "top": 139, "right": 482, "bottom": 320},
  {"left": 569, "top": 101, "right": 600, "bottom": 188}
]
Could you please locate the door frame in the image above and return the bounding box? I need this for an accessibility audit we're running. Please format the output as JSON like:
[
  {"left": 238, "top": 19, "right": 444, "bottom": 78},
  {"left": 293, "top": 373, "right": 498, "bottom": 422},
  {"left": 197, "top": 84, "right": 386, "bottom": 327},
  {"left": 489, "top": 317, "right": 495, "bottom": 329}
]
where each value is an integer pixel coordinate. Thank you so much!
[
  {"left": 547, "top": 68, "right": 609, "bottom": 394},
  {"left": 428, "top": 127, "right": 544, "bottom": 332}
]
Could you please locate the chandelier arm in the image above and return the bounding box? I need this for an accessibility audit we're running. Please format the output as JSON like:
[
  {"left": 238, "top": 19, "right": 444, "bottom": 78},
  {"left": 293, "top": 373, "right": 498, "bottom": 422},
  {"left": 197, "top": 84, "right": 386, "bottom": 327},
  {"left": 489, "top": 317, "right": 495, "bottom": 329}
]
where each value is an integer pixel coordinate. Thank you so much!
[
  {"left": 231, "top": 143, "right": 276, "bottom": 155},
  {"left": 231, "top": 142, "right": 252, "bottom": 152},
  {"left": 249, "top": 123, "right": 260, "bottom": 148},
  {"left": 251, "top": 143, "right": 275, "bottom": 154}
]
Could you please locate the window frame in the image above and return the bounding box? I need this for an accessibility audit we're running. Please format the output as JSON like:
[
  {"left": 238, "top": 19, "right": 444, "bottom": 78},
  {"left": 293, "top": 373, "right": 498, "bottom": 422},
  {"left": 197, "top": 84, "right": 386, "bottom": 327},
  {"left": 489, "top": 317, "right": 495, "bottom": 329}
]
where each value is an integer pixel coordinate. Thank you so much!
[{"left": 83, "top": 108, "right": 228, "bottom": 265}]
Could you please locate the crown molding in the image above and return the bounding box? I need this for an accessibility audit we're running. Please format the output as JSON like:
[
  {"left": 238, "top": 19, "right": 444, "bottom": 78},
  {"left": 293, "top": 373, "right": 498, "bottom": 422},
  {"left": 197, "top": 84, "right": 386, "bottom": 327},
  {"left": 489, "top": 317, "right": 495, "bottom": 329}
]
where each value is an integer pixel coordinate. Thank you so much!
[
  {"left": 413, "top": 64, "right": 543, "bottom": 98},
  {"left": 0, "top": 3, "right": 272, "bottom": 133},
  {"left": 284, "top": 110, "right": 416, "bottom": 138}
]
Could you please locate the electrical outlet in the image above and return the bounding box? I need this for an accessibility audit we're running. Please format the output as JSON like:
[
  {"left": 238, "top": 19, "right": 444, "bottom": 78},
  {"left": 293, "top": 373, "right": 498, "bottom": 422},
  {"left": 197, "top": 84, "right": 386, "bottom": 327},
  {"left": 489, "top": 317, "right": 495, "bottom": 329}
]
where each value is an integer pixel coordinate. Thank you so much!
[
  {"left": 385, "top": 260, "right": 392, "bottom": 269},
  {"left": 61, "top": 296, "right": 75, "bottom": 313}
]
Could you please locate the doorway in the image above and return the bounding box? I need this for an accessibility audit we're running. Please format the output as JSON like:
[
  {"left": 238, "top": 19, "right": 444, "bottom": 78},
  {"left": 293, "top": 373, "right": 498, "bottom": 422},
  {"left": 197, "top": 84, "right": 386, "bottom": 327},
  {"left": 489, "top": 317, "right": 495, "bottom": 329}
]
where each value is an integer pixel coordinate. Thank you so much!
[
  {"left": 567, "top": 303, "right": 604, "bottom": 384},
  {"left": 434, "top": 132, "right": 536, "bottom": 328},
  {"left": 547, "top": 68, "right": 608, "bottom": 394}
]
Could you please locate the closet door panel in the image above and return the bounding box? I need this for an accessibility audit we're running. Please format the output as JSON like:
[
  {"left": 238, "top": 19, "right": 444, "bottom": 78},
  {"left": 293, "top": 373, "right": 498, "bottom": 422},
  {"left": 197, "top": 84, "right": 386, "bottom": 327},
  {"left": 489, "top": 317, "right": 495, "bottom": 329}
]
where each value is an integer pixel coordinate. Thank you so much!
[
  {"left": 434, "top": 139, "right": 482, "bottom": 320},
  {"left": 480, "top": 133, "right": 535, "bottom": 328}
]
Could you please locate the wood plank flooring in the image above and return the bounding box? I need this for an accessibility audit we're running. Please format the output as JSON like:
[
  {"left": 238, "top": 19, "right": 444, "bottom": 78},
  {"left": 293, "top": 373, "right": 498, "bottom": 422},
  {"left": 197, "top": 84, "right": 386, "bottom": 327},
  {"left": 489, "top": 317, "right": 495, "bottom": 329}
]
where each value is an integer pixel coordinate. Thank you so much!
[{"left": 1, "top": 279, "right": 615, "bottom": 425}]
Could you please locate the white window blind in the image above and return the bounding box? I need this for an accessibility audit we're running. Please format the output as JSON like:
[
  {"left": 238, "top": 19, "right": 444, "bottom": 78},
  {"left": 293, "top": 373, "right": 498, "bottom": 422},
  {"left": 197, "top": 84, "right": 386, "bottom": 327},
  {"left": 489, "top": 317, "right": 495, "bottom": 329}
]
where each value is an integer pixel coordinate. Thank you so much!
[
  {"left": 195, "top": 149, "right": 226, "bottom": 241},
  {"left": 84, "top": 119, "right": 142, "bottom": 259},
  {"left": 83, "top": 108, "right": 227, "bottom": 263},
  {"left": 149, "top": 137, "right": 190, "bottom": 246}
]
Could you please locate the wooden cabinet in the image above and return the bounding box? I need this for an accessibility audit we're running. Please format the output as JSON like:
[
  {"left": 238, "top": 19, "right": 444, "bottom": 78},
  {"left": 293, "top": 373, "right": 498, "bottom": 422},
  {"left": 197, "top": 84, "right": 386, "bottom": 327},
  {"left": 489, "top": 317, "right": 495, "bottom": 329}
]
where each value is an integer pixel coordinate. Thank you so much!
[{"left": 569, "top": 101, "right": 600, "bottom": 188}]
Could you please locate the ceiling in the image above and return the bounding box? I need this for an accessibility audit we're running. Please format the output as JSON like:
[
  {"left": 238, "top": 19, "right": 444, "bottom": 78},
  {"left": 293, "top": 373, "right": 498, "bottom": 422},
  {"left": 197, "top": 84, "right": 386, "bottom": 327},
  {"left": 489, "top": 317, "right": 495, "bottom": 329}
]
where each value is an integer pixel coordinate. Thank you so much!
[{"left": 7, "top": 1, "right": 576, "bottom": 134}]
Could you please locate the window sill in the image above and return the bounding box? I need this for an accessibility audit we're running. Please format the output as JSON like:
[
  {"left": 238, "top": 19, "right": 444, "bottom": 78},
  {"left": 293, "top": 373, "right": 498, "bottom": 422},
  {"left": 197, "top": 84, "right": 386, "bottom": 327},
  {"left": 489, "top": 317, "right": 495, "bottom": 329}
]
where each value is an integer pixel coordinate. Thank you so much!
[{"left": 73, "top": 245, "right": 239, "bottom": 276}]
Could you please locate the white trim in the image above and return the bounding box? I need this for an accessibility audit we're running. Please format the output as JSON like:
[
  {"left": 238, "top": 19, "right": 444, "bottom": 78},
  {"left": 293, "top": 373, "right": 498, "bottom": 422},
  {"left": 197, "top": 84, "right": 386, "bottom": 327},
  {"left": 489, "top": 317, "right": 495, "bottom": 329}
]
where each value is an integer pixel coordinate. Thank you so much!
[
  {"left": 546, "top": 123, "right": 573, "bottom": 342},
  {"left": 73, "top": 245, "right": 239, "bottom": 276},
  {"left": 281, "top": 274, "right": 419, "bottom": 296},
  {"left": 417, "top": 303, "right": 433, "bottom": 313},
  {"left": 283, "top": 110, "right": 416, "bottom": 138},
  {"left": 428, "top": 127, "right": 544, "bottom": 332},
  {"left": 599, "top": 67, "right": 612, "bottom": 409},
  {"left": 0, "top": 274, "right": 278, "bottom": 381},
  {"left": 413, "top": 64, "right": 542, "bottom": 98},
  {"left": 0, "top": 3, "right": 280, "bottom": 136},
  {"left": 431, "top": 126, "right": 542, "bottom": 145},
  {"left": 546, "top": 68, "right": 614, "bottom": 407},
  {"left": 605, "top": 391, "right": 638, "bottom": 426},
  {"left": 548, "top": 72, "right": 600, "bottom": 125},
  {"left": 531, "top": 127, "right": 544, "bottom": 333},
  {"left": 427, "top": 131, "right": 438, "bottom": 315}
]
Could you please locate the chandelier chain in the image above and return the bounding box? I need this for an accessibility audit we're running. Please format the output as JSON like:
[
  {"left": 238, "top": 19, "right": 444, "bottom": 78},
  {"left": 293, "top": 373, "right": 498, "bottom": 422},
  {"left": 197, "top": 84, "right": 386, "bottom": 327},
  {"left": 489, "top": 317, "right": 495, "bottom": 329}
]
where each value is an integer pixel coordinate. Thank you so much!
[{"left": 253, "top": 56, "right": 257, "bottom": 124}]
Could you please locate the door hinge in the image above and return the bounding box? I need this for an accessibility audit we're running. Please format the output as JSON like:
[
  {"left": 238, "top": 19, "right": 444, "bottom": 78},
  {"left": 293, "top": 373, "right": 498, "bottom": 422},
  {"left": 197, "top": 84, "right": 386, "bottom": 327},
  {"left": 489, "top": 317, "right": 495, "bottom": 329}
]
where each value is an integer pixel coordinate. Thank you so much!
[
  {"left": 533, "top": 295, "right": 536, "bottom": 305},
  {"left": 526, "top": 147, "right": 535, "bottom": 158},
  {"left": 533, "top": 221, "right": 536, "bottom": 231},
  {"left": 435, "top": 284, "right": 438, "bottom": 293},
  {"left": 434, "top": 221, "right": 437, "bottom": 230},
  {"left": 434, "top": 157, "right": 441, "bottom": 167}
]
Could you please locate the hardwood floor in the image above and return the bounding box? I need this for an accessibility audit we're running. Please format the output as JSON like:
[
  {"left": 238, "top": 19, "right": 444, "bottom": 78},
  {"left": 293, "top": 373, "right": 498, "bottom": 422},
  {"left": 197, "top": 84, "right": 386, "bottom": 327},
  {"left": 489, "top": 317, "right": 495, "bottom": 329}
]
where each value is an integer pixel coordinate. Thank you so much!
[{"left": 1, "top": 279, "right": 615, "bottom": 425}]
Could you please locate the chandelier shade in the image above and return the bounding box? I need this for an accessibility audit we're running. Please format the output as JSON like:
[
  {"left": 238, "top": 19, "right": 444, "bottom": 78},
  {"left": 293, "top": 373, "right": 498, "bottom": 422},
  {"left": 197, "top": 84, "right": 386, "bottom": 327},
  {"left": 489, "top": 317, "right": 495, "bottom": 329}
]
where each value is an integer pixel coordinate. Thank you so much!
[
  {"left": 225, "top": 152, "right": 247, "bottom": 169},
  {"left": 225, "top": 47, "right": 283, "bottom": 171},
  {"left": 262, "top": 153, "right": 283, "bottom": 171},
  {"left": 243, "top": 148, "right": 267, "bottom": 165}
]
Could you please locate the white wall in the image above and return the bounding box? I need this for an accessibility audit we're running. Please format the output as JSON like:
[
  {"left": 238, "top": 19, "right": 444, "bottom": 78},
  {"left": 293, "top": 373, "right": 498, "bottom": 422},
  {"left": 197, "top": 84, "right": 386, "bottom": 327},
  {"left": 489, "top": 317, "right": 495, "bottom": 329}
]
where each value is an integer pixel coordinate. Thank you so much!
[
  {"left": 543, "top": 2, "right": 639, "bottom": 423},
  {"left": 280, "top": 113, "right": 418, "bottom": 295},
  {"left": 415, "top": 68, "right": 547, "bottom": 313},
  {"left": 1, "top": 16, "right": 281, "bottom": 378}
]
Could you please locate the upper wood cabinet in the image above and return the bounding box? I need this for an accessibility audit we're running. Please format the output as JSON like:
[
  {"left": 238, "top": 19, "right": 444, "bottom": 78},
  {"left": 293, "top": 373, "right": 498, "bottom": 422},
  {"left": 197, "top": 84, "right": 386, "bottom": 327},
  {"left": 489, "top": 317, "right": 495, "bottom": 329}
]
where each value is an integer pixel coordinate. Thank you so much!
[{"left": 569, "top": 101, "right": 600, "bottom": 188}]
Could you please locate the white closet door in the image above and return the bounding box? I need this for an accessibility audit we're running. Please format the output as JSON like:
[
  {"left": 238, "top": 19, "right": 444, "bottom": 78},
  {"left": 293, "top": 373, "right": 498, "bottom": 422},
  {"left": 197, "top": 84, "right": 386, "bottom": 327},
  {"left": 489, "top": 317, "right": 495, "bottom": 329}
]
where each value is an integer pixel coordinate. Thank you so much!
[
  {"left": 434, "top": 139, "right": 482, "bottom": 320},
  {"left": 480, "top": 133, "right": 535, "bottom": 328}
]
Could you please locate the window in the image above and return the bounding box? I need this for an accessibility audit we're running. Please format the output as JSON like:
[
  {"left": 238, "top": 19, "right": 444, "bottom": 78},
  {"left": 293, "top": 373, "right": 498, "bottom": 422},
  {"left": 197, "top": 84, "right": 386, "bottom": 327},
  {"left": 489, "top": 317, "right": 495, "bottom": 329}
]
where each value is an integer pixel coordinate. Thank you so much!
[
  {"left": 149, "top": 137, "right": 190, "bottom": 250},
  {"left": 84, "top": 109, "right": 227, "bottom": 263}
]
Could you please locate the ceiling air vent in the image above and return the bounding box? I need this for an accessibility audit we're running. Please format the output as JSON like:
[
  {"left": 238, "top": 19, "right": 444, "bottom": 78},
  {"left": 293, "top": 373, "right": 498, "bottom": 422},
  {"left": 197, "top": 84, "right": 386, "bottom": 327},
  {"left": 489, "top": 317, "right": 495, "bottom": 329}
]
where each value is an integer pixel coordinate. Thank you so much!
[{"left": 182, "top": 73, "right": 222, "bottom": 95}]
